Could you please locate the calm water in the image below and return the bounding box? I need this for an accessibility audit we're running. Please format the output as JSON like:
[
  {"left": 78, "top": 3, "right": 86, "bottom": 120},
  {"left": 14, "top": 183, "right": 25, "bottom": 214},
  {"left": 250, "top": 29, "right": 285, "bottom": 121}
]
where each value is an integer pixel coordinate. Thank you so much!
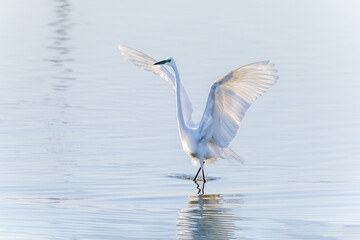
[{"left": 1, "top": 0, "right": 360, "bottom": 239}]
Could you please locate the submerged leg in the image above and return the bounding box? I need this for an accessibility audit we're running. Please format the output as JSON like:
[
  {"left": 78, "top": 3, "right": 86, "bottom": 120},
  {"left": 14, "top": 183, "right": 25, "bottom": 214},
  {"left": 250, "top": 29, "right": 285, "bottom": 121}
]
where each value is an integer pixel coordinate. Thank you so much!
[{"left": 193, "top": 167, "right": 201, "bottom": 181}]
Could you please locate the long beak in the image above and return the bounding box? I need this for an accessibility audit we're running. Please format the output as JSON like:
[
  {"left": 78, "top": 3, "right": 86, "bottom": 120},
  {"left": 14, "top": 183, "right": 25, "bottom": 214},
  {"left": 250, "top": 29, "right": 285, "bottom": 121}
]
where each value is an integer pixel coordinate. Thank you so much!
[{"left": 153, "top": 60, "right": 166, "bottom": 65}]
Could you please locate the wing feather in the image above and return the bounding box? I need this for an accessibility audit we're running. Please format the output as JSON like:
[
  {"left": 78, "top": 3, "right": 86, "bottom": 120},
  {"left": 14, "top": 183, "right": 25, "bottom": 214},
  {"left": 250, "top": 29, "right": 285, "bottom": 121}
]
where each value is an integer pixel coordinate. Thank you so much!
[
  {"left": 199, "top": 61, "right": 278, "bottom": 149},
  {"left": 118, "top": 45, "right": 194, "bottom": 126}
]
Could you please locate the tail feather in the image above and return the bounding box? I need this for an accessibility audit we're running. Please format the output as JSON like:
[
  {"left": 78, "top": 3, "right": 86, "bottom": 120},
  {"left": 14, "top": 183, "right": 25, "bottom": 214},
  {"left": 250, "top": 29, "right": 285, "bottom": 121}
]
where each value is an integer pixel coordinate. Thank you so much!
[{"left": 223, "top": 147, "right": 246, "bottom": 164}]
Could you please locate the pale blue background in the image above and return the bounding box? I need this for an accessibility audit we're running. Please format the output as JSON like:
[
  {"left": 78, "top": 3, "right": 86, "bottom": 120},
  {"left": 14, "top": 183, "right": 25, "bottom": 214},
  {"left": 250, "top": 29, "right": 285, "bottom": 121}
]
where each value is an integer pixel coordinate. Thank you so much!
[{"left": 0, "top": 0, "right": 359, "bottom": 239}]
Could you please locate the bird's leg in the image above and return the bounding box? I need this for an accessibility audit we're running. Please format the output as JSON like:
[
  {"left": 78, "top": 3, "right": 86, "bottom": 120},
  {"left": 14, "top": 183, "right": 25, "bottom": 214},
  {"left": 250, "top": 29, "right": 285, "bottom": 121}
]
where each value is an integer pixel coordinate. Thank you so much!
[
  {"left": 193, "top": 167, "right": 202, "bottom": 181},
  {"left": 200, "top": 159, "right": 206, "bottom": 183},
  {"left": 202, "top": 168, "right": 206, "bottom": 183}
]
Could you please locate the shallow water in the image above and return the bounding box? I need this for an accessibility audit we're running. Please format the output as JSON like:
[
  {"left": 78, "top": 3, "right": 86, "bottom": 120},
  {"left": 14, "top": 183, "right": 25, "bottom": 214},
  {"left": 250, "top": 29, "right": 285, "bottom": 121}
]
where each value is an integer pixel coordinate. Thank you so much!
[{"left": 1, "top": 0, "right": 360, "bottom": 239}]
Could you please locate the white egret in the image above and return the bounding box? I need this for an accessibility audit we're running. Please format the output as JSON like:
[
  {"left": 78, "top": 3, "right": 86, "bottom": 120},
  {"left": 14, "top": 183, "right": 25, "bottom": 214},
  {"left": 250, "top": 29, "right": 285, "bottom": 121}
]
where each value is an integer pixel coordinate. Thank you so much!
[{"left": 118, "top": 45, "right": 277, "bottom": 182}]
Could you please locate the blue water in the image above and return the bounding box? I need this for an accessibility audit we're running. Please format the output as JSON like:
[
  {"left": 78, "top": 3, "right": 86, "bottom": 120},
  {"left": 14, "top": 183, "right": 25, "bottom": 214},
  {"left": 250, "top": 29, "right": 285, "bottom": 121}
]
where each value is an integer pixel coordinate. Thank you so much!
[{"left": 1, "top": 0, "right": 360, "bottom": 239}]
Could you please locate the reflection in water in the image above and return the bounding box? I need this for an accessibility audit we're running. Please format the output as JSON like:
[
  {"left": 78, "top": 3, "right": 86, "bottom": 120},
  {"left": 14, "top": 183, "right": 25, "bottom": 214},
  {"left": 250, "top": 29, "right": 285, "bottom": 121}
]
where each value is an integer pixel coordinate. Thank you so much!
[
  {"left": 194, "top": 180, "right": 204, "bottom": 194},
  {"left": 42, "top": 0, "right": 75, "bottom": 156},
  {"left": 168, "top": 174, "right": 220, "bottom": 182},
  {"left": 44, "top": 0, "right": 75, "bottom": 91},
  {"left": 177, "top": 194, "right": 243, "bottom": 240}
]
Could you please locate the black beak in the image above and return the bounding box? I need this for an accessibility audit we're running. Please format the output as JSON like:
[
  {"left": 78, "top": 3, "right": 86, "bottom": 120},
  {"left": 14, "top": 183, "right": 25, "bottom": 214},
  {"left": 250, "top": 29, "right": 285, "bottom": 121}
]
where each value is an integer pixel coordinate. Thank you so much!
[{"left": 153, "top": 60, "right": 166, "bottom": 65}]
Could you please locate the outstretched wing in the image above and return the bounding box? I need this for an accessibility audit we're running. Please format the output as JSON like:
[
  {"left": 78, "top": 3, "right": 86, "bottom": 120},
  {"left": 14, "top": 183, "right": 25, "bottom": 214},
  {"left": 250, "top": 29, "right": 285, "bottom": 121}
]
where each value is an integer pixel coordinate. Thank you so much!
[
  {"left": 118, "top": 45, "right": 194, "bottom": 126},
  {"left": 199, "top": 61, "right": 278, "bottom": 148}
]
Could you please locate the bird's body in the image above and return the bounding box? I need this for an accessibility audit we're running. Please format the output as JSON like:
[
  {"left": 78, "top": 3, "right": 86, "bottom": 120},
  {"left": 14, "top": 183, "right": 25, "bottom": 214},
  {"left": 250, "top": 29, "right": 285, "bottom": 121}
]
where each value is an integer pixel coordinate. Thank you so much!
[{"left": 119, "top": 45, "right": 278, "bottom": 181}]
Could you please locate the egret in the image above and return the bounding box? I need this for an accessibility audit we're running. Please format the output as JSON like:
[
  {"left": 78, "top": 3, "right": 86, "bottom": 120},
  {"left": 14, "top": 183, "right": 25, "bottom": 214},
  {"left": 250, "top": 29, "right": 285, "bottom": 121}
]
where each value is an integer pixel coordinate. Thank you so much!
[{"left": 118, "top": 45, "right": 277, "bottom": 182}]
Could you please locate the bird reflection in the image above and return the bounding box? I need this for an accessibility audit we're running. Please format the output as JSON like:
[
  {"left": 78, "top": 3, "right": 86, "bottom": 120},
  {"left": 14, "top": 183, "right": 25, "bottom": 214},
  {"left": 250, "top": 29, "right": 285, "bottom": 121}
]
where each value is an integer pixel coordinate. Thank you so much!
[
  {"left": 44, "top": 0, "right": 75, "bottom": 91},
  {"left": 194, "top": 180, "right": 205, "bottom": 195},
  {"left": 43, "top": 0, "right": 75, "bottom": 156},
  {"left": 177, "top": 193, "right": 242, "bottom": 240}
]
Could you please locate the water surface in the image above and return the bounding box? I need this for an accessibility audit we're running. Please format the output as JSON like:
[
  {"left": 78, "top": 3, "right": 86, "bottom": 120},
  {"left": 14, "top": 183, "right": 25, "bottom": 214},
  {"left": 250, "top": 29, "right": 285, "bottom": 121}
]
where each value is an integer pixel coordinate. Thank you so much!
[{"left": 1, "top": 0, "right": 360, "bottom": 239}]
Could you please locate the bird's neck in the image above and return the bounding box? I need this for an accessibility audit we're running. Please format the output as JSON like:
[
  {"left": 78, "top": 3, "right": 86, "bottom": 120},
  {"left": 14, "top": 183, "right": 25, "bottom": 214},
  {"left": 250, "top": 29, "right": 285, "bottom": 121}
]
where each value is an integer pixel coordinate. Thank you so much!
[{"left": 173, "top": 64, "right": 189, "bottom": 136}]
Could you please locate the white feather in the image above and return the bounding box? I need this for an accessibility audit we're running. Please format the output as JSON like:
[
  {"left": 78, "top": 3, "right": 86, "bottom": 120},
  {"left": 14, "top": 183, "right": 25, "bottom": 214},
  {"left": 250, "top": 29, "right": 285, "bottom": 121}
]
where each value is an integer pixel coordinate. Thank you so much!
[
  {"left": 118, "top": 45, "right": 195, "bottom": 126},
  {"left": 199, "top": 61, "right": 278, "bottom": 149},
  {"left": 119, "top": 45, "right": 278, "bottom": 180}
]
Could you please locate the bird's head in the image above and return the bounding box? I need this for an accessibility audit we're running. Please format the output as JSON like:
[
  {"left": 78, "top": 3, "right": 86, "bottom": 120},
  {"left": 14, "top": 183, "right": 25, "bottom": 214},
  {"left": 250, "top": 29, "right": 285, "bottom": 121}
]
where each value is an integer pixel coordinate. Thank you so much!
[{"left": 153, "top": 57, "right": 175, "bottom": 68}]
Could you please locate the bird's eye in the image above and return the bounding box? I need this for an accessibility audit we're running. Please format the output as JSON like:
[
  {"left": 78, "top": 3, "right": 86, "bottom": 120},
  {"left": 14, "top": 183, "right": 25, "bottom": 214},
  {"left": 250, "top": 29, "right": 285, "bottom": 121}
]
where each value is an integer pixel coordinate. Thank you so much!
[{"left": 167, "top": 59, "right": 171, "bottom": 63}]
